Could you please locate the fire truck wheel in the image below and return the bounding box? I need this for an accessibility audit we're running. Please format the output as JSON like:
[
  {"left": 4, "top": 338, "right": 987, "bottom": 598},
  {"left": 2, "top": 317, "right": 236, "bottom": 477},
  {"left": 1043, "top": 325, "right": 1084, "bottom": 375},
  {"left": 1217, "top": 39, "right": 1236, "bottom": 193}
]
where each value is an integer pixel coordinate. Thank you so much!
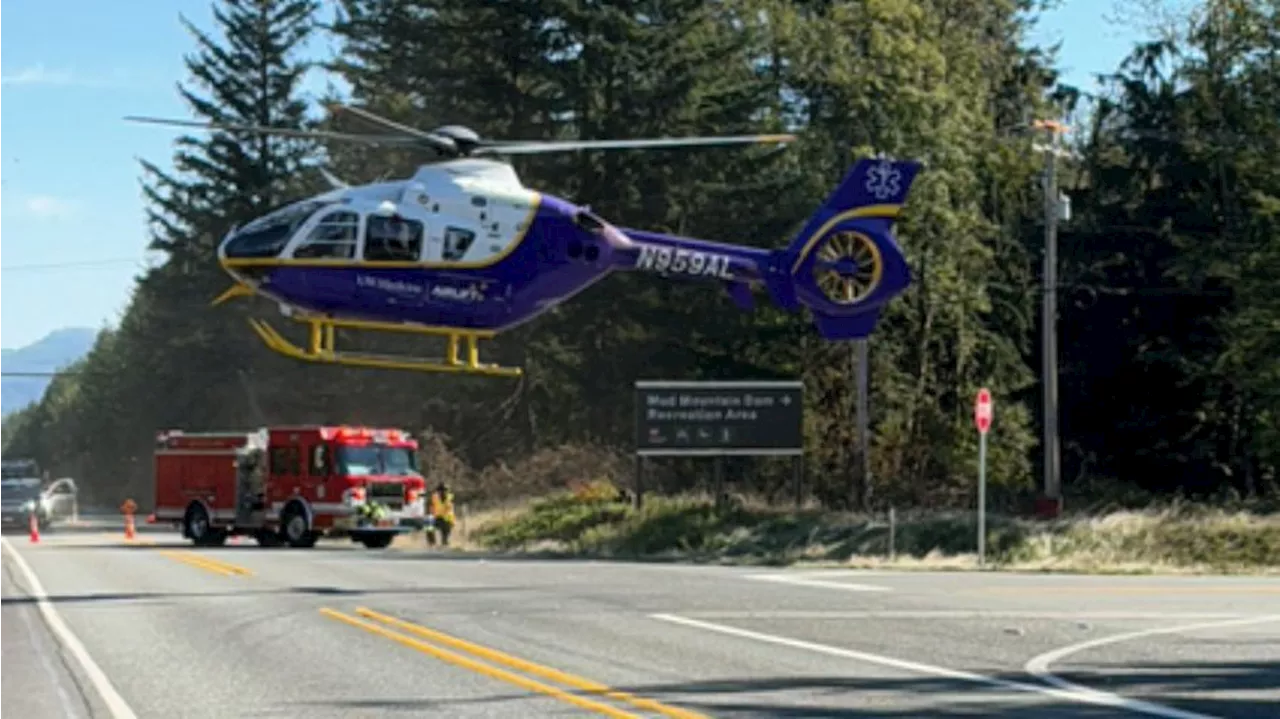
[
  {"left": 280, "top": 503, "right": 318, "bottom": 549},
  {"left": 184, "top": 504, "right": 226, "bottom": 546}
]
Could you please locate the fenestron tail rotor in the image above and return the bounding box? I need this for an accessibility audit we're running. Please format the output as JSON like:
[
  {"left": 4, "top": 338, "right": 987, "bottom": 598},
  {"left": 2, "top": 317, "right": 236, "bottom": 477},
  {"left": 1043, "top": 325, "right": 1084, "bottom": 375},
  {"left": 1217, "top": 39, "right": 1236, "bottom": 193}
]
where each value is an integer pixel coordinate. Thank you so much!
[{"left": 126, "top": 104, "right": 798, "bottom": 160}]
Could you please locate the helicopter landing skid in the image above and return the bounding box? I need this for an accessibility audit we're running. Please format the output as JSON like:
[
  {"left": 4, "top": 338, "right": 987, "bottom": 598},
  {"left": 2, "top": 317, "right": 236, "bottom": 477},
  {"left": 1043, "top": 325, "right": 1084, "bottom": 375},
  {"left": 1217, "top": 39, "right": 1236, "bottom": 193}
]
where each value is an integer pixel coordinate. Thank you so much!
[{"left": 245, "top": 315, "right": 522, "bottom": 377}]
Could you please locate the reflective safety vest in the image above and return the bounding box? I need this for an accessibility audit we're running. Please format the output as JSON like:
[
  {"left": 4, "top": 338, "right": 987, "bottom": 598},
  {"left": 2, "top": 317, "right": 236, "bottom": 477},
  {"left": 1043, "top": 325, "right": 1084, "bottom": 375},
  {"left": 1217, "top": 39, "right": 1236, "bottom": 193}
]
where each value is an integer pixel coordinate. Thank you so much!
[{"left": 429, "top": 491, "right": 455, "bottom": 522}]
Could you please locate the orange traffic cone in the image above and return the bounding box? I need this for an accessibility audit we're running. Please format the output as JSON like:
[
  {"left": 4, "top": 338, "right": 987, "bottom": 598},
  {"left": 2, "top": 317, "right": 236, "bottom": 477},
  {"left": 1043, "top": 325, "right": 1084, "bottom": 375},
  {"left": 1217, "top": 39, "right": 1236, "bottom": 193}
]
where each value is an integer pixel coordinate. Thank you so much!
[{"left": 29, "top": 513, "right": 40, "bottom": 543}]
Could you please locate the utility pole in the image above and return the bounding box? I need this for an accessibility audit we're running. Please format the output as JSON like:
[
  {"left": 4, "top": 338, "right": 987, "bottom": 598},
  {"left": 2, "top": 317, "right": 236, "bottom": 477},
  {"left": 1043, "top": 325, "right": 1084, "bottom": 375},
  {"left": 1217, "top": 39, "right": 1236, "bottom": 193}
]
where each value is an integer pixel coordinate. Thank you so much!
[
  {"left": 851, "top": 339, "right": 871, "bottom": 510},
  {"left": 1032, "top": 119, "right": 1072, "bottom": 518}
]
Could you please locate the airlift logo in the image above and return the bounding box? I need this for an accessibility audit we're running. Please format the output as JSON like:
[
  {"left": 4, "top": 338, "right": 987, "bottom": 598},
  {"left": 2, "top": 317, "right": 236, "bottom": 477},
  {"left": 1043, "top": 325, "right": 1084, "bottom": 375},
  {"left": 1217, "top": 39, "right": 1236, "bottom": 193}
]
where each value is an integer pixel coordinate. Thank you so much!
[
  {"left": 635, "top": 245, "right": 734, "bottom": 280},
  {"left": 430, "top": 284, "right": 486, "bottom": 303}
]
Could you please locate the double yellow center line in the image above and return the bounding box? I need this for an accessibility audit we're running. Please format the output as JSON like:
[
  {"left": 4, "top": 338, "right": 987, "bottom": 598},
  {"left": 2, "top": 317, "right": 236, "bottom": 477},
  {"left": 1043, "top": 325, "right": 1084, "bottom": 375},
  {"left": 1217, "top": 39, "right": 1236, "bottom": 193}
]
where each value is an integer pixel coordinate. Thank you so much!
[
  {"left": 158, "top": 550, "right": 253, "bottom": 577},
  {"left": 321, "top": 606, "right": 709, "bottom": 719}
]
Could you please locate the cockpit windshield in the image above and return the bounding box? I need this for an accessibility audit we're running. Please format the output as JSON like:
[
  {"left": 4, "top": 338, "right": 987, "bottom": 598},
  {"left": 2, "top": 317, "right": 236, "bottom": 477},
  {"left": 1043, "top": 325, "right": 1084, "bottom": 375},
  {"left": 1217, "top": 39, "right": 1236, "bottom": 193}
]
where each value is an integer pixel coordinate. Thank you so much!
[{"left": 222, "top": 200, "right": 326, "bottom": 259}]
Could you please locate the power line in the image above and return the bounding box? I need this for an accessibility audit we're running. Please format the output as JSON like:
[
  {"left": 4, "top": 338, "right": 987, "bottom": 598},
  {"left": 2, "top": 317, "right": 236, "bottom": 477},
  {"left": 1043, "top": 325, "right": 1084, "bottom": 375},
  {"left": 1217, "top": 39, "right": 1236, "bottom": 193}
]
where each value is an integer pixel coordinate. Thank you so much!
[
  {"left": 1, "top": 372, "right": 81, "bottom": 378},
  {"left": 2, "top": 258, "right": 147, "bottom": 273}
]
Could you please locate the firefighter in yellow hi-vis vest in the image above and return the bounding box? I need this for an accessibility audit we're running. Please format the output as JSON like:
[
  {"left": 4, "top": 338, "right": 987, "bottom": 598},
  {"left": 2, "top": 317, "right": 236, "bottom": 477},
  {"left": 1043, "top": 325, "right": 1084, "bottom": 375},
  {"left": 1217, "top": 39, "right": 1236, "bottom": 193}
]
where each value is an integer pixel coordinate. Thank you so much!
[{"left": 426, "top": 483, "right": 456, "bottom": 546}]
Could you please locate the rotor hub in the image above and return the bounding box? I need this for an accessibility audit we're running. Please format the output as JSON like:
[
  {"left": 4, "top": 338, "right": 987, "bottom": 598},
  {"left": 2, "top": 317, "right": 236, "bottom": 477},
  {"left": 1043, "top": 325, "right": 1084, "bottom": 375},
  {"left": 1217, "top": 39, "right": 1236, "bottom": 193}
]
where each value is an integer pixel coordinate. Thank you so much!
[
  {"left": 431, "top": 125, "right": 481, "bottom": 144},
  {"left": 821, "top": 257, "right": 862, "bottom": 277},
  {"left": 812, "top": 230, "right": 883, "bottom": 306}
]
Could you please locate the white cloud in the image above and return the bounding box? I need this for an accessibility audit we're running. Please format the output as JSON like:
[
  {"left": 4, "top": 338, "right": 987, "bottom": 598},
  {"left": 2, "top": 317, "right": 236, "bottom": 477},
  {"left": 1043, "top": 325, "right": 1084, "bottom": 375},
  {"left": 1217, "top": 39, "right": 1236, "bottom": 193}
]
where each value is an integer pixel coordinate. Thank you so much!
[
  {"left": 1, "top": 64, "right": 131, "bottom": 88},
  {"left": 0, "top": 193, "right": 77, "bottom": 218},
  {"left": 1, "top": 64, "right": 76, "bottom": 86},
  {"left": 22, "top": 195, "right": 78, "bottom": 219}
]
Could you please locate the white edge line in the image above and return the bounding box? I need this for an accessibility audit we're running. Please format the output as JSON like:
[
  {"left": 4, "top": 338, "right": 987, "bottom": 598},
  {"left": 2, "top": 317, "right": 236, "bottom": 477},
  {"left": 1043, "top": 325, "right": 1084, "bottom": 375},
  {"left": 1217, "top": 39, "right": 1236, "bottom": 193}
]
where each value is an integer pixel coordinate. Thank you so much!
[
  {"left": 2, "top": 538, "right": 139, "bottom": 719},
  {"left": 1025, "top": 615, "right": 1280, "bottom": 709},
  {"left": 748, "top": 574, "right": 892, "bottom": 592},
  {"left": 676, "top": 610, "right": 1257, "bottom": 621},
  {"left": 648, "top": 613, "right": 1223, "bottom": 719}
]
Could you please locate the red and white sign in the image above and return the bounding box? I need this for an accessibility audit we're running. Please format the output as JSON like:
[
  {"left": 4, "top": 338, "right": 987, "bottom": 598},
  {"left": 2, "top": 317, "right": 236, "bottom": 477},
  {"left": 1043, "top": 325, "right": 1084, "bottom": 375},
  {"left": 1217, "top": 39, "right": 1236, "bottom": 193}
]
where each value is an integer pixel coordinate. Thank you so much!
[{"left": 974, "top": 388, "right": 993, "bottom": 435}]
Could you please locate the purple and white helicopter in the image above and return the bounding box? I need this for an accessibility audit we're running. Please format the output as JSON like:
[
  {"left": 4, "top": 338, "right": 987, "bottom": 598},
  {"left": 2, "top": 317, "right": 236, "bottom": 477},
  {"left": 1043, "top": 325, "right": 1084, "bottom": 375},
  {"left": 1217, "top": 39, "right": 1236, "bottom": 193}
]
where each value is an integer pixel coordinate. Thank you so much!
[{"left": 128, "top": 105, "right": 921, "bottom": 377}]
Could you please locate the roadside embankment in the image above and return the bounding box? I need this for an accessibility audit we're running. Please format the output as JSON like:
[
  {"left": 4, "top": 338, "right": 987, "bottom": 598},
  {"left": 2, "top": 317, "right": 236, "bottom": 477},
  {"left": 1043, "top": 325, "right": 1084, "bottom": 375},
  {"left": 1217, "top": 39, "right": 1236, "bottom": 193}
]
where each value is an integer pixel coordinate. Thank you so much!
[{"left": 455, "top": 482, "right": 1280, "bottom": 575}]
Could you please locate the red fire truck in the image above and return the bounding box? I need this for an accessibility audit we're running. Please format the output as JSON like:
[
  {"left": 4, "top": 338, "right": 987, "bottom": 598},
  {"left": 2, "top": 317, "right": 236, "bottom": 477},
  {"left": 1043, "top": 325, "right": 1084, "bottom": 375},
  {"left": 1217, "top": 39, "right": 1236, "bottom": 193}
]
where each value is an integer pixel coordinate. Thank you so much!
[{"left": 153, "top": 425, "right": 427, "bottom": 549}]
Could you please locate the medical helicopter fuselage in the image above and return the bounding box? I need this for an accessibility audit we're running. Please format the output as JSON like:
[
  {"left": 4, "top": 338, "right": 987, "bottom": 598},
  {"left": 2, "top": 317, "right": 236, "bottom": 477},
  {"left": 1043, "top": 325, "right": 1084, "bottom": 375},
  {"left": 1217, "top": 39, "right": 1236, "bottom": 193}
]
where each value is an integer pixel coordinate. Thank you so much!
[
  {"left": 129, "top": 104, "right": 921, "bottom": 376},
  {"left": 218, "top": 156, "right": 919, "bottom": 369}
]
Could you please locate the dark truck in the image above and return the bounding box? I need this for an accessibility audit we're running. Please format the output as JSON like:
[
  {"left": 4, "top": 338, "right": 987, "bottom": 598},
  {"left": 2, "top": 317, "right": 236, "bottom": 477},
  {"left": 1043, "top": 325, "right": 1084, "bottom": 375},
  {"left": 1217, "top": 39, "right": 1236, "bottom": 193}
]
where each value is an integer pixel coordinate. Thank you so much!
[{"left": 1, "top": 459, "right": 50, "bottom": 532}]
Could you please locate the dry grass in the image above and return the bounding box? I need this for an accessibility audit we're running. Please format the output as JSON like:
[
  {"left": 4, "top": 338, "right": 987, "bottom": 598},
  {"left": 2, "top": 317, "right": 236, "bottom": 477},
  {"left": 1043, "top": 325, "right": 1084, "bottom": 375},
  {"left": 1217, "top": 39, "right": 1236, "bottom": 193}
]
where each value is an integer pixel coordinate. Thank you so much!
[
  {"left": 455, "top": 487, "right": 1280, "bottom": 574},
  {"left": 388, "top": 502, "right": 526, "bottom": 552},
  {"left": 402, "top": 437, "right": 1279, "bottom": 573}
]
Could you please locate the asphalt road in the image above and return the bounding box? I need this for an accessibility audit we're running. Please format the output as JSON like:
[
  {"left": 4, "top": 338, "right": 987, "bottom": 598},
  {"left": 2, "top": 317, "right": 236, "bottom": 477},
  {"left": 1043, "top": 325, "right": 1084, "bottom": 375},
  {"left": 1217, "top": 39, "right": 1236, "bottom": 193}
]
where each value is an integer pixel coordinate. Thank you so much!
[{"left": 3, "top": 529, "right": 1278, "bottom": 719}]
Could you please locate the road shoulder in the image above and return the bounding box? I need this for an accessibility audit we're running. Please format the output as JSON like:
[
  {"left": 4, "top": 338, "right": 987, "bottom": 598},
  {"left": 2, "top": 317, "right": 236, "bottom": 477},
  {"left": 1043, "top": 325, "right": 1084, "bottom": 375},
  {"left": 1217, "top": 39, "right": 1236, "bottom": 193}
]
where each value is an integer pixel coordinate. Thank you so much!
[{"left": 2, "top": 543, "right": 116, "bottom": 719}]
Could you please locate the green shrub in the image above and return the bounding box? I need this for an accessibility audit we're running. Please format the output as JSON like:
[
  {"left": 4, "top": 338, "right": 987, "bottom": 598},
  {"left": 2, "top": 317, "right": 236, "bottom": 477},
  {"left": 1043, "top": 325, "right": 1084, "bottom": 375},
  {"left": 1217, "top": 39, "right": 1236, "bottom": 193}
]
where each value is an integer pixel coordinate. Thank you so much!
[{"left": 471, "top": 490, "right": 631, "bottom": 550}]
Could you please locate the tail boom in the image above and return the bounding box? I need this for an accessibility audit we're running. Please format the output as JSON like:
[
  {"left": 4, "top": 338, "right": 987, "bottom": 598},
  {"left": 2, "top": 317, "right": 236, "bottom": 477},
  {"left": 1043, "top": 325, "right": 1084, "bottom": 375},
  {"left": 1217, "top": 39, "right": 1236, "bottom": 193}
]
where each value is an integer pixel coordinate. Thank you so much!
[
  {"left": 615, "top": 228, "right": 771, "bottom": 285},
  {"left": 613, "top": 157, "right": 921, "bottom": 339}
]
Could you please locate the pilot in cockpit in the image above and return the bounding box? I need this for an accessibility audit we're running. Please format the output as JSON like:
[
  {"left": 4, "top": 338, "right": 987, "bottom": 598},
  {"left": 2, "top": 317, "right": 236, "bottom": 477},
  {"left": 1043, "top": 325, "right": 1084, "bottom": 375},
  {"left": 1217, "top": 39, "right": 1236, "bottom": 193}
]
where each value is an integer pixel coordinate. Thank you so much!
[{"left": 368, "top": 215, "right": 416, "bottom": 261}]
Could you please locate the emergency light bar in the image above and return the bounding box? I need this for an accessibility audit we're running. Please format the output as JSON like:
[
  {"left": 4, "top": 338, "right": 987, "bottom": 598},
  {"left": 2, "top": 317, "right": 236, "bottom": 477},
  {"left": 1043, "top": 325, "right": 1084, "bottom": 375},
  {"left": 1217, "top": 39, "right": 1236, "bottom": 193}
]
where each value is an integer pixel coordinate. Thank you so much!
[{"left": 331, "top": 427, "right": 409, "bottom": 444}]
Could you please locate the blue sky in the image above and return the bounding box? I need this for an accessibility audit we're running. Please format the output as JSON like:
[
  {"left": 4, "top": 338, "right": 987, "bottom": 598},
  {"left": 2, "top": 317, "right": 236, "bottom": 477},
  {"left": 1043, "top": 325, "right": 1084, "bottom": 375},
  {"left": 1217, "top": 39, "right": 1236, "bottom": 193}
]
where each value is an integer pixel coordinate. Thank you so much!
[{"left": 1, "top": 0, "right": 1146, "bottom": 352}]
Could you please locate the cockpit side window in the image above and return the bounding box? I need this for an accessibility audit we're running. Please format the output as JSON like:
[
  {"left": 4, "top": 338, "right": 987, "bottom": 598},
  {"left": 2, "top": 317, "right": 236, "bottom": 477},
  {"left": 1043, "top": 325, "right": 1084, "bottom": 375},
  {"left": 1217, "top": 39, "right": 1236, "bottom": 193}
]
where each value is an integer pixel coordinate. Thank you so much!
[
  {"left": 365, "top": 216, "right": 424, "bottom": 262},
  {"left": 294, "top": 211, "right": 359, "bottom": 259},
  {"left": 443, "top": 227, "right": 476, "bottom": 261}
]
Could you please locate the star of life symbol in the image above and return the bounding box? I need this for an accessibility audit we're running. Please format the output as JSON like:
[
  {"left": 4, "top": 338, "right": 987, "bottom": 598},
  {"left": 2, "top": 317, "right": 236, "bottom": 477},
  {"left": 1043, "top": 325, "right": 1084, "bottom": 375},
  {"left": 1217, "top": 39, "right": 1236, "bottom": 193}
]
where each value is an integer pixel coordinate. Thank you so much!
[{"left": 864, "top": 159, "right": 902, "bottom": 201}]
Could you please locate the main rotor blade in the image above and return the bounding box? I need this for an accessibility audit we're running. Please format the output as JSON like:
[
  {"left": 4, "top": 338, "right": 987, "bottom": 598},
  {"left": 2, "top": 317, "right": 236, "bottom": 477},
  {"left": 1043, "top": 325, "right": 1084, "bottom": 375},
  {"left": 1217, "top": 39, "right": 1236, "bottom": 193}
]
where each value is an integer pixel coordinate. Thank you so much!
[
  {"left": 326, "top": 104, "right": 456, "bottom": 154},
  {"left": 124, "top": 115, "right": 419, "bottom": 146},
  {"left": 474, "top": 134, "right": 798, "bottom": 155}
]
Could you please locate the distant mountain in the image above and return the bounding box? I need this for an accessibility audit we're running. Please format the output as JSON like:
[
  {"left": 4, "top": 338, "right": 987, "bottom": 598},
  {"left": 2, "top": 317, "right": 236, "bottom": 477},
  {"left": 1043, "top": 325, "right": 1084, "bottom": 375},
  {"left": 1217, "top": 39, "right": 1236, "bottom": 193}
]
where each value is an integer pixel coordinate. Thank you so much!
[{"left": 2, "top": 328, "right": 98, "bottom": 417}]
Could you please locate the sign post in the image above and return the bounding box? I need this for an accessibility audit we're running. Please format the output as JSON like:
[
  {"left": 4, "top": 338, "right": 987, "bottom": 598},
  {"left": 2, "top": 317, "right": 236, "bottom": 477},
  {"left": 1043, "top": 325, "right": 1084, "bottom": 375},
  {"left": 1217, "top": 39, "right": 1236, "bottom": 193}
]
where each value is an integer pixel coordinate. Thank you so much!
[
  {"left": 634, "top": 381, "right": 804, "bottom": 506},
  {"left": 974, "top": 388, "right": 993, "bottom": 567}
]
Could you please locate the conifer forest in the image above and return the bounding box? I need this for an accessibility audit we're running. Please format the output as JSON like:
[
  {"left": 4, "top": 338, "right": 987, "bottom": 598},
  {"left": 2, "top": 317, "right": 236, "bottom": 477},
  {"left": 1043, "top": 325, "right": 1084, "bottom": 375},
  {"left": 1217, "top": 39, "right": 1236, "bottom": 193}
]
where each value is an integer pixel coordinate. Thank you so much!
[{"left": 4, "top": 0, "right": 1278, "bottom": 514}]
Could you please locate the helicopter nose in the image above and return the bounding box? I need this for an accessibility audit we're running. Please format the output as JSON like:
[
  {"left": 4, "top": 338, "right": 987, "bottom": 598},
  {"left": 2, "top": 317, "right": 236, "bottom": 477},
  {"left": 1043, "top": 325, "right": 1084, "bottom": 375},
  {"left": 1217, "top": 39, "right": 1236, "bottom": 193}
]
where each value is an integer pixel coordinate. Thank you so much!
[
  {"left": 216, "top": 227, "right": 234, "bottom": 262},
  {"left": 217, "top": 233, "right": 236, "bottom": 270},
  {"left": 216, "top": 229, "right": 253, "bottom": 283}
]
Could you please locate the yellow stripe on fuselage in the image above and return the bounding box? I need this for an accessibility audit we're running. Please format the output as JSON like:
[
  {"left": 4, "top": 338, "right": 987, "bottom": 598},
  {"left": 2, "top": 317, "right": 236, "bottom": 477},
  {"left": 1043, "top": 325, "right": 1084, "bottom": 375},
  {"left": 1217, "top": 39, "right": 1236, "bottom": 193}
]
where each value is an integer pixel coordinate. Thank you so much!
[{"left": 789, "top": 203, "right": 902, "bottom": 274}]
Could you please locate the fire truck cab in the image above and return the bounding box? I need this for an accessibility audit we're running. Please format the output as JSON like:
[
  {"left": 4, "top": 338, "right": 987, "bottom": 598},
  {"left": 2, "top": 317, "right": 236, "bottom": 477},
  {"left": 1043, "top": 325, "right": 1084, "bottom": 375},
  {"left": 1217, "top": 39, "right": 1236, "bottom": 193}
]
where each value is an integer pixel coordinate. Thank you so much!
[{"left": 153, "top": 425, "right": 427, "bottom": 549}]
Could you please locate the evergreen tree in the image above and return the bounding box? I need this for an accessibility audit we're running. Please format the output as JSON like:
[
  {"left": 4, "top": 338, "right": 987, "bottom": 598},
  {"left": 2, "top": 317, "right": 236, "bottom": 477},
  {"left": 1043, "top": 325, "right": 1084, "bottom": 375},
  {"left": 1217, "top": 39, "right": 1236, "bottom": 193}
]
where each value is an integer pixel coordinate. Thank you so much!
[
  {"left": 1060, "top": 0, "right": 1278, "bottom": 497},
  {"left": 1, "top": 0, "right": 322, "bottom": 502},
  {"left": 143, "top": 0, "right": 319, "bottom": 260},
  {"left": 128, "top": 0, "right": 324, "bottom": 435}
]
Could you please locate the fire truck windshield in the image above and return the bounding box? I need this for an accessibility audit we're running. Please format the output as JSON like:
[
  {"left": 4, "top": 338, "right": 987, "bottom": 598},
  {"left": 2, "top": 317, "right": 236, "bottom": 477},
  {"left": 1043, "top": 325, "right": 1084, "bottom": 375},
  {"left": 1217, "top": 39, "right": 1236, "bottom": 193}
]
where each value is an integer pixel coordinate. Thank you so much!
[{"left": 336, "top": 445, "right": 420, "bottom": 477}]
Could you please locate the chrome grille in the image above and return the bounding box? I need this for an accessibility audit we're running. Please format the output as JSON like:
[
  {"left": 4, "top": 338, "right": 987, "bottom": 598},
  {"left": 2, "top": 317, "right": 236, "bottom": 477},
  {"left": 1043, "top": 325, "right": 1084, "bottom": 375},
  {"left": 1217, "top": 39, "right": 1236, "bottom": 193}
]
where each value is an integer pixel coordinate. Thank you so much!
[{"left": 367, "top": 482, "right": 405, "bottom": 510}]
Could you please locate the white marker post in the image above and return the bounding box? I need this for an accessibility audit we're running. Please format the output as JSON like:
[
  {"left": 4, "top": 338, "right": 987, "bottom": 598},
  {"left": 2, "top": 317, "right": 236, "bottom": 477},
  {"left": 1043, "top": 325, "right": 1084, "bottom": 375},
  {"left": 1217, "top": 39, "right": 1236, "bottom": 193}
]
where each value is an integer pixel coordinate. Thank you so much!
[{"left": 974, "top": 388, "right": 993, "bottom": 567}]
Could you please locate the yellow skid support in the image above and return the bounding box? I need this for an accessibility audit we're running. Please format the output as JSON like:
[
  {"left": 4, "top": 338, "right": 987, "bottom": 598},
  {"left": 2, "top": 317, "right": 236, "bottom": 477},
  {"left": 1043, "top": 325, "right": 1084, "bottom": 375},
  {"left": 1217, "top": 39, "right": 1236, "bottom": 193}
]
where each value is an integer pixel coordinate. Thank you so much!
[
  {"left": 212, "top": 283, "right": 256, "bottom": 306},
  {"left": 246, "top": 315, "right": 522, "bottom": 378}
]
